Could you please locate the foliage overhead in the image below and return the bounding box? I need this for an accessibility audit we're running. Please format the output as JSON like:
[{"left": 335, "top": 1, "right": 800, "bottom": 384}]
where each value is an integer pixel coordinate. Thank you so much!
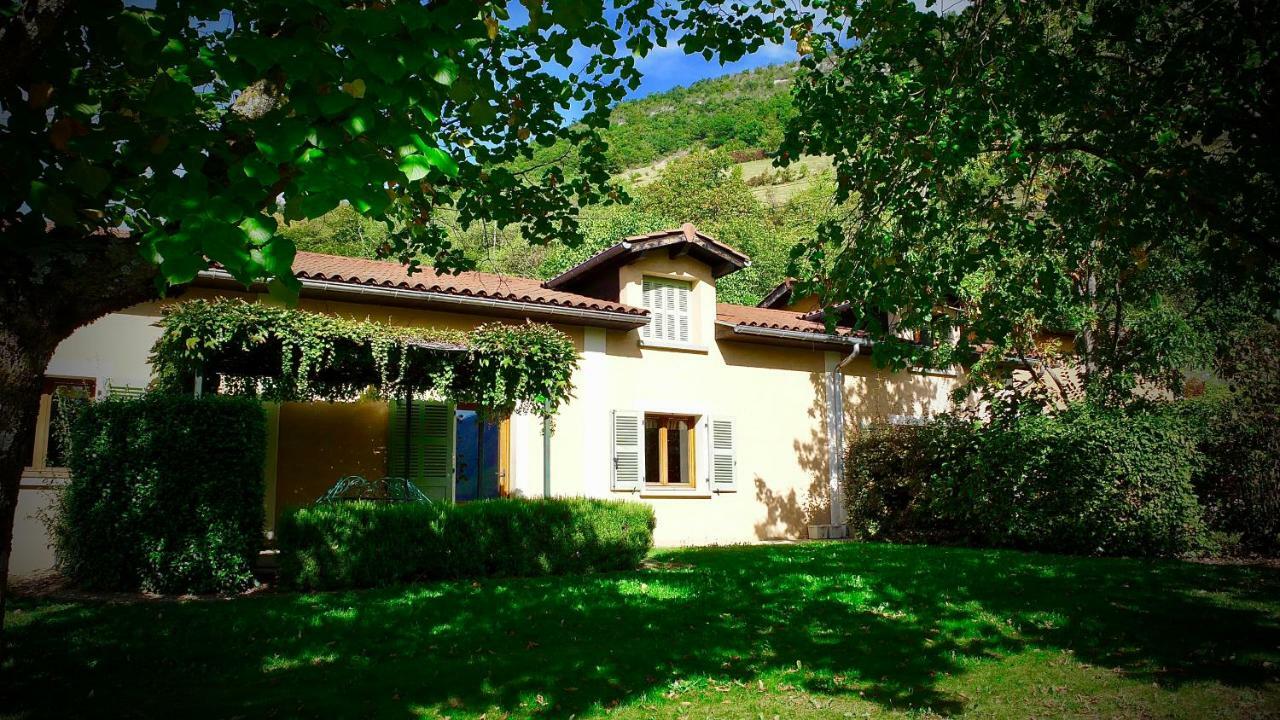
[
  {"left": 150, "top": 299, "right": 578, "bottom": 417},
  {"left": 1, "top": 0, "right": 687, "bottom": 298},
  {"left": 694, "top": 0, "right": 1279, "bottom": 403}
]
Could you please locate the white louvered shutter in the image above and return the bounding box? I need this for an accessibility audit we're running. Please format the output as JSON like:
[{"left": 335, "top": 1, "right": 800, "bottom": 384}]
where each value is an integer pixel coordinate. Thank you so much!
[
  {"left": 641, "top": 278, "right": 691, "bottom": 343},
  {"left": 641, "top": 279, "right": 655, "bottom": 339},
  {"left": 675, "top": 283, "right": 690, "bottom": 341},
  {"left": 709, "top": 417, "right": 736, "bottom": 492},
  {"left": 611, "top": 410, "right": 643, "bottom": 491}
]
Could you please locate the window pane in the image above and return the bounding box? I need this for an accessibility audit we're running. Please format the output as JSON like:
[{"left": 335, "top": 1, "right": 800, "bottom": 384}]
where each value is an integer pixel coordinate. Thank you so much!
[
  {"left": 644, "top": 423, "right": 660, "bottom": 484},
  {"left": 666, "top": 420, "right": 686, "bottom": 485},
  {"left": 46, "top": 380, "right": 93, "bottom": 468}
]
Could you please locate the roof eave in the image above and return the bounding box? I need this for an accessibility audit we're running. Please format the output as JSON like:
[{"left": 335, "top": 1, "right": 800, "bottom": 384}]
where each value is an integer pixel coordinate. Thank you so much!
[
  {"left": 757, "top": 280, "right": 795, "bottom": 309},
  {"left": 196, "top": 270, "right": 651, "bottom": 330},
  {"left": 715, "top": 321, "right": 872, "bottom": 351},
  {"left": 544, "top": 229, "right": 752, "bottom": 290},
  {"left": 542, "top": 242, "right": 633, "bottom": 290}
]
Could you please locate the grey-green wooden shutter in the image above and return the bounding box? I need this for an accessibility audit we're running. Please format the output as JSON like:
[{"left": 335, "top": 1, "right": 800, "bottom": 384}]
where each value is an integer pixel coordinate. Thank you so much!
[
  {"left": 388, "top": 399, "right": 456, "bottom": 502},
  {"left": 709, "top": 416, "right": 736, "bottom": 492},
  {"left": 611, "top": 410, "right": 643, "bottom": 491}
]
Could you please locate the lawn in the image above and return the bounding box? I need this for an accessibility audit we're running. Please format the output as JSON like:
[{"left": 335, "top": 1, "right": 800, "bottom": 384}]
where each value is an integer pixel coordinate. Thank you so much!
[{"left": 3, "top": 542, "right": 1279, "bottom": 719}]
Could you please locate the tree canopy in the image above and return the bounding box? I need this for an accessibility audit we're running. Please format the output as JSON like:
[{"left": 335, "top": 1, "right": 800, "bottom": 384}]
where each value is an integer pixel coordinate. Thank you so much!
[
  {"left": 1, "top": 0, "right": 679, "bottom": 297},
  {"left": 700, "top": 0, "right": 1279, "bottom": 403}
]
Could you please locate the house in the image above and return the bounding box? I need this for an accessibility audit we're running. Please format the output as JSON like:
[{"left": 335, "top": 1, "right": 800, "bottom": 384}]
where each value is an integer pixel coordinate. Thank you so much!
[{"left": 11, "top": 224, "right": 959, "bottom": 576}]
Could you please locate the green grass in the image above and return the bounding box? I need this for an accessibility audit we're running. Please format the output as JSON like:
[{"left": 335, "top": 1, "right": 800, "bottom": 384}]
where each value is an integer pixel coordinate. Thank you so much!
[{"left": 4, "top": 543, "right": 1279, "bottom": 719}]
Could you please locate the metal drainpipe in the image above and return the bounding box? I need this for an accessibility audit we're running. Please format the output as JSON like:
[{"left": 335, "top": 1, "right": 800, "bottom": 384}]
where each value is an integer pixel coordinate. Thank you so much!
[
  {"left": 830, "top": 343, "right": 861, "bottom": 528},
  {"left": 542, "top": 400, "right": 552, "bottom": 498}
]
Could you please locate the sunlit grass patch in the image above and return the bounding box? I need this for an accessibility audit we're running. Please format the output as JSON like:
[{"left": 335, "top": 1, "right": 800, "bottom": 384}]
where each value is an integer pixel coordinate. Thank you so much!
[{"left": 4, "top": 542, "right": 1279, "bottom": 719}]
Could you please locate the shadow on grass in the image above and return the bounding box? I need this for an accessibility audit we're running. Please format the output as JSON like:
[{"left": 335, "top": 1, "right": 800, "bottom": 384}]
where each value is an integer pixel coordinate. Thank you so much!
[{"left": 4, "top": 542, "right": 1279, "bottom": 718}]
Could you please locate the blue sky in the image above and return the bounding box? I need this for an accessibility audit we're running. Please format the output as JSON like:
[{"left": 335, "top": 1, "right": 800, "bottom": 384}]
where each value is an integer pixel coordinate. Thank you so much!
[{"left": 626, "top": 38, "right": 797, "bottom": 99}]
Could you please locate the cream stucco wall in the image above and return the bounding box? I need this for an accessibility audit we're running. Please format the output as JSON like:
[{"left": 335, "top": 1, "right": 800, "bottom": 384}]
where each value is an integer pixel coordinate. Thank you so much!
[{"left": 10, "top": 261, "right": 961, "bottom": 577}]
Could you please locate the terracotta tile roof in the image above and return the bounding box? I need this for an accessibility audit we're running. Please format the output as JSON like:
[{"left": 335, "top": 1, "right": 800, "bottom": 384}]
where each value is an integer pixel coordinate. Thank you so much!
[
  {"left": 544, "top": 223, "right": 751, "bottom": 289},
  {"left": 716, "top": 303, "right": 867, "bottom": 338},
  {"left": 621, "top": 223, "right": 751, "bottom": 262},
  {"left": 289, "top": 251, "right": 647, "bottom": 316}
]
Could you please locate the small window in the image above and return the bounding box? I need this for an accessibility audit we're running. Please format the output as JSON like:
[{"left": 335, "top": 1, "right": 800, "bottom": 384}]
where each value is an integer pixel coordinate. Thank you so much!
[
  {"left": 644, "top": 413, "right": 696, "bottom": 487},
  {"left": 34, "top": 377, "right": 95, "bottom": 470},
  {"left": 641, "top": 278, "right": 691, "bottom": 343}
]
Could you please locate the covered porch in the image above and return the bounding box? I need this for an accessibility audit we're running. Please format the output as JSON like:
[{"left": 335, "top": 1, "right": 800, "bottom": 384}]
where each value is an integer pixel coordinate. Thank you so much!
[{"left": 151, "top": 298, "right": 579, "bottom": 535}]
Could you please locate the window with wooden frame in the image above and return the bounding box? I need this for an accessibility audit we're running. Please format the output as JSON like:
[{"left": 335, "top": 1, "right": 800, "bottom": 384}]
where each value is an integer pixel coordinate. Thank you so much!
[
  {"left": 640, "top": 277, "right": 692, "bottom": 343},
  {"left": 643, "top": 413, "right": 696, "bottom": 487},
  {"left": 30, "top": 377, "right": 95, "bottom": 471}
]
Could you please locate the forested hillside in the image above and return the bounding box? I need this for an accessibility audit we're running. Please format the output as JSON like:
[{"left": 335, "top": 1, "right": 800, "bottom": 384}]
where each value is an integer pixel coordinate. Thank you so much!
[
  {"left": 282, "top": 63, "right": 833, "bottom": 306},
  {"left": 595, "top": 63, "right": 795, "bottom": 171},
  {"left": 519, "top": 63, "right": 795, "bottom": 177}
]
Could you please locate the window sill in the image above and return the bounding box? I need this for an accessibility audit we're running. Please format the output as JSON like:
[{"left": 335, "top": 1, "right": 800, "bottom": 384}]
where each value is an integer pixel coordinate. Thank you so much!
[
  {"left": 640, "top": 485, "right": 713, "bottom": 499},
  {"left": 638, "top": 339, "right": 709, "bottom": 354},
  {"left": 21, "top": 468, "right": 70, "bottom": 488}
]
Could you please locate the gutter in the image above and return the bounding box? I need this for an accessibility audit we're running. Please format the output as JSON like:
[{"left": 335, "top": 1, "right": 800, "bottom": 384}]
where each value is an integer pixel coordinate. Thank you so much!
[
  {"left": 720, "top": 322, "right": 874, "bottom": 350},
  {"left": 197, "top": 269, "right": 650, "bottom": 330}
]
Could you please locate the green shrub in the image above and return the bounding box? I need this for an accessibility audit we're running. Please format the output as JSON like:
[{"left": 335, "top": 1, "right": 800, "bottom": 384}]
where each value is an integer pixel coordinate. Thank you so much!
[
  {"left": 843, "top": 423, "right": 956, "bottom": 542},
  {"left": 56, "top": 394, "right": 266, "bottom": 593},
  {"left": 277, "top": 497, "right": 655, "bottom": 590},
  {"left": 1174, "top": 395, "right": 1280, "bottom": 556},
  {"left": 844, "top": 404, "right": 1207, "bottom": 557}
]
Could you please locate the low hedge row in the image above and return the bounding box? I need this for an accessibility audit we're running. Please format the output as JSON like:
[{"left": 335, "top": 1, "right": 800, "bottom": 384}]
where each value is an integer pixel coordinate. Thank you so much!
[
  {"left": 845, "top": 403, "right": 1208, "bottom": 557},
  {"left": 57, "top": 394, "right": 266, "bottom": 593},
  {"left": 277, "top": 497, "right": 655, "bottom": 590}
]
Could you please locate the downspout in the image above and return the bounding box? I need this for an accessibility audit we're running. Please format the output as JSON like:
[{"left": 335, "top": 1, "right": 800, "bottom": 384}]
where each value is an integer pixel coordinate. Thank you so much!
[
  {"left": 829, "top": 342, "right": 861, "bottom": 529},
  {"left": 542, "top": 400, "right": 552, "bottom": 498}
]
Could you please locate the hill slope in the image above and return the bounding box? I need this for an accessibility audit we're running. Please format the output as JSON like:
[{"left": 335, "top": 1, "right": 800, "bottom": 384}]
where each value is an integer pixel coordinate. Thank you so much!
[{"left": 526, "top": 63, "right": 798, "bottom": 176}]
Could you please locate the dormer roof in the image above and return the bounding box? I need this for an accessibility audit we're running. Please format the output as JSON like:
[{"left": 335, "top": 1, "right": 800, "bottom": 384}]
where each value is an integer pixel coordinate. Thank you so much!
[
  {"left": 758, "top": 279, "right": 797, "bottom": 309},
  {"left": 544, "top": 223, "right": 751, "bottom": 293}
]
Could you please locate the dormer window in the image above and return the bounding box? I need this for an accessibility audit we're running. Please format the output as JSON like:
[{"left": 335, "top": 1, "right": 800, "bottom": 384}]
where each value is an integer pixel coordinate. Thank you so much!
[{"left": 641, "top": 277, "right": 691, "bottom": 343}]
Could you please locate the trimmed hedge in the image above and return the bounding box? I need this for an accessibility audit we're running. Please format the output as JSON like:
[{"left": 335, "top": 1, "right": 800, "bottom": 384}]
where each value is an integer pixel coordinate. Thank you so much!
[
  {"left": 845, "top": 404, "right": 1206, "bottom": 557},
  {"left": 278, "top": 497, "right": 655, "bottom": 590},
  {"left": 56, "top": 394, "right": 266, "bottom": 593}
]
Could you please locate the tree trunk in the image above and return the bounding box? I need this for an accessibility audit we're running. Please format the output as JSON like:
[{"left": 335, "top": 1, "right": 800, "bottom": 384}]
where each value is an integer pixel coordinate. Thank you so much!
[
  {"left": 0, "top": 331, "right": 55, "bottom": 658},
  {"left": 0, "top": 228, "right": 161, "bottom": 659}
]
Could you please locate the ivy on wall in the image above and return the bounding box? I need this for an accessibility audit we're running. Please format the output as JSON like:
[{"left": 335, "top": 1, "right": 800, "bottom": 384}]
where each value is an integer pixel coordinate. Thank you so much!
[{"left": 150, "top": 299, "right": 578, "bottom": 418}]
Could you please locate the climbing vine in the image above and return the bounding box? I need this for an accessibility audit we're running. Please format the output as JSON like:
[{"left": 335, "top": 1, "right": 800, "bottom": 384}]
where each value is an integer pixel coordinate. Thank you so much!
[{"left": 151, "top": 299, "right": 578, "bottom": 418}]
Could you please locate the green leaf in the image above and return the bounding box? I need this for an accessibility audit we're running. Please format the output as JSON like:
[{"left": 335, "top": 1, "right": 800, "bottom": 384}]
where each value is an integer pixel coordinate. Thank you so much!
[
  {"left": 259, "top": 236, "right": 298, "bottom": 277},
  {"left": 159, "top": 252, "right": 207, "bottom": 285},
  {"left": 67, "top": 160, "right": 111, "bottom": 196},
  {"left": 242, "top": 155, "right": 280, "bottom": 186},
  {"left": 343, "top": 110, "right": 373, "bottom": 137},
  {"left": 430, "top": 57, "right": 460, "bottom": 87},
  {"left": 240, "top": 215, "right": 278, "bottom": 245},
  {"left": 267, "top": 275, "right": 303, "bottom": 305},
  {"left": 399, "top": 155, "right": 432, "bottom": 182},
  {"left": 423, "top": 147, "right": 459, "bottom": 178},
  {"left": 202, "top": 224, "right": 255, "bottom": 283}
]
